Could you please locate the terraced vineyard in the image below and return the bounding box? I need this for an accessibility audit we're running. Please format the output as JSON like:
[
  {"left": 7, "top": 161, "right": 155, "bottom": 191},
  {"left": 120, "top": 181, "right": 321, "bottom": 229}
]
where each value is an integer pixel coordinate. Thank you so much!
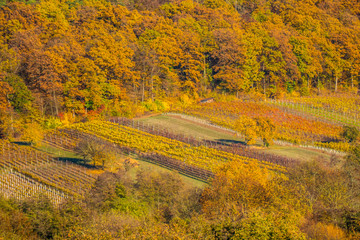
[
  {"left": 44, "top": 128, "right": 215, "bottom": 181},
  {"left": 1, "top": 104, "right": 344, "bottom": 205},
  {"left": 0, "top": 169, "right": 66, "bottom": 205},
  {"left": 71, "top": 120, "right": 287, "bottom": 173},
  {"left": 268, "top": 96, "right": 360, "bottom": 128},
  {"left": 286, "top": 95, "right": 360, "bottom": 118},
  {"left": 110, "top": 117, "right": 298, "bottom": 167},
  {"left": 0, "top": 140, "right": 96, "bottom": 203},
  {"left": 179, "top": 100, "right": 353, "bottom": 152}
]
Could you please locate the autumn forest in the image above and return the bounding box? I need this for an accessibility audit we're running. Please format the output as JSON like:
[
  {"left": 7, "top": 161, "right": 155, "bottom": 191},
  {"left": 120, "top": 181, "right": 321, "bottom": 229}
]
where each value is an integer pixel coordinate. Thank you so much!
[
  {"left": 1, "top": 0, "right": 360, "bottom": 239},
  {"left": 1, "top": 0, "right": 360, "bottom": 118}
]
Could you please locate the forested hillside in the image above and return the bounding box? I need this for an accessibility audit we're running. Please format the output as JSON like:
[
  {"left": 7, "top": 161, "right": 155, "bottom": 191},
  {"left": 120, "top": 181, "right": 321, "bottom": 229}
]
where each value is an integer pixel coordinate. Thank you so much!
[
  {"left": 2, "top": 1, "right": 360, "bottom": 239},
  {"left": 1, "top": 0, "right": 360, "bottom": 121}
]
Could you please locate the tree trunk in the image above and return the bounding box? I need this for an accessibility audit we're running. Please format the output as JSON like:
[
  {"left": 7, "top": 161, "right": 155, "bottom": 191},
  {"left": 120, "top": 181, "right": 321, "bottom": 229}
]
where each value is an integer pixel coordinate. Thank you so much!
[
  {"left": 150, "top": 76, "right": 154, "bottom": 101},
  {"left": 141, "top": 79, "right": 145, "bottom": 102},
  {"left": 150, "top": 65, "right": 156, "bottom": 101},
  {"left": 141, "top": 60, "right": 146, "bottom": 102},
  {"left": 263, "top": 77, "right": 266, "bottom": 95},
  {"left": 203, "top": 54, "right": 206, "bottom": 93},
  {"left": 53, "top": 89, "right": 58, "bottom": 116},
  {"left": 133, "top": 80, "right": 137, "bottom": 103},
  {"left": 6, "top": 94, "right": 14, "bottom": 136},
  {"left": 10, "top": 113, "right": 14, "bottom": 137},
  {"left": 262, "top": 63, "right": 266, "bottom": 95},
  {"left": 335, "top": 75, "right": 338, "bottom": 92},
  {"left": 41, "top": 98, "right": 45, "bottom": 117}
]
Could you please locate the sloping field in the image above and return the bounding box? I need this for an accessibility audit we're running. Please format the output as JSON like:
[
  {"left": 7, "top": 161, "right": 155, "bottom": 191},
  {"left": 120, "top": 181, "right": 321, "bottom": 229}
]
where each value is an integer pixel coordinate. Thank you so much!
[
  {"left": 0, "top": 140, "right": 96, "bottom": 203},
  {"left": 138, "top": 115, "right": 337, "bottom": 163},
  {"left": 138, "top": 115, "right": 243, "bottom": 142},
  {"left": 71, "top": 120, "right": 287, "bottom": 174},
  {"left": 267, "top": 97, "right": 360, "bottom": 128},
  {"left": 43, "top": 128, "right": 208, "bottom": 187},
  {"left": 181, "top": 101, "right": 342, "bottom": 143}
]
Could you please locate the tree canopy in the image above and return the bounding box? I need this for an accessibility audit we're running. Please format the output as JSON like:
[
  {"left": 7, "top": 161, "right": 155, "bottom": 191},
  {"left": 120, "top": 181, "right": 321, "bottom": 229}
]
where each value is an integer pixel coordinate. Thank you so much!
[{"left": 0, "top": 0, "right": 359, "bottom": 117}]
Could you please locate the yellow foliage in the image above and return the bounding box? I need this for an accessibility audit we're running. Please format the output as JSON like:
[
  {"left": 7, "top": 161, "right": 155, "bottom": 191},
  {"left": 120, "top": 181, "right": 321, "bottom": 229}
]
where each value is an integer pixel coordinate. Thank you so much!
[
  {"left": 123, "top": 157, "right": 139, "bottom": 171},
  {"left": 0, "top": 111, "right": 11, "bottom": 139},
  {"left": 21, "top": 122, "right": 44, "bottom": 146},
  {"left": 113, "top": 100, "right": 145, "bottom": 118},
  {"left": 203, "top": 160, "right": 287, "bottom": 217},
  {"left": 180, "top": 0, "right": 195, "bottom": 11},
  {"left": 255, "top": 116, "right": 276, "bottom": 147},
  {"left": 179, "top": 94, "right": 195, "bottom": 109},
  {"left": 36, "top": 0, "right": 70, "bottom": 37},
  {"left": 60, "top": 112, "right": 76, "bottom": 127},
  {"left": 72, "top": 120, "right": 287, "bottom": 173},
  {"left": 235, "top": 116, "right": 258, "bottom": 145},
  {"left": 304, "top": 221, "right": 348, "bottom": 240},
  {"left": 314, "top": 141, "right": 352, "bottom": 152}
]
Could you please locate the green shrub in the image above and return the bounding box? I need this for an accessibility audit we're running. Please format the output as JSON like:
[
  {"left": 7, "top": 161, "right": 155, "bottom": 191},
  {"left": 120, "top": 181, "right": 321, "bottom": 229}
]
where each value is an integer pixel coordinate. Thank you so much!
[
  {"left": 341, "top": 126, "right": 359, "bottom": 143},
  {"left": 43, "top": 117, "right": 62, "bottom": 129}
]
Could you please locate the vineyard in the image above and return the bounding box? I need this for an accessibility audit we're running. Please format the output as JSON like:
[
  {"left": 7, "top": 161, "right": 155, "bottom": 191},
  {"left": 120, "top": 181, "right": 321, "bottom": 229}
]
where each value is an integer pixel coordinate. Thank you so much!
[
  {"left": 42, "top": 127, "right": 214, "bottom": 181},
  {"left": 0, "top": 168, "right": 66, "bottom": 205},
  {"left": 268, "top": 96, "right": 360, "bottom": 128},
  {"left": 110, "top": 117, "right": 299, "bottom": 168},
  {"left": 285, "top": 95, "right": 360, "bottom": 119},
  {"left": 71, "top": 120, "right": 287, "bottom": 174},
  {"left": 1, "top": 108, "right": 337, "bottom": 204},
  {"left": 0, "top": 140, "right": 96, "bottom": 204},
  {"left": 179, "top": 99, "right": 355, "bottom": 152}
]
